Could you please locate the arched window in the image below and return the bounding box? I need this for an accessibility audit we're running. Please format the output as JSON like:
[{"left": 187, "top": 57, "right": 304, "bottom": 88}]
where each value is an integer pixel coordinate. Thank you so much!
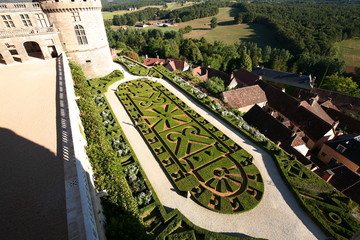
[{"left": 74, "top": 25, "right": 88, "bottom": 45}]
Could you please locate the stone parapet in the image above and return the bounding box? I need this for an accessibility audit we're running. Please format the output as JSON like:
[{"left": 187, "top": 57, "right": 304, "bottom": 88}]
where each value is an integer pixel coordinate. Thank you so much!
[{"left": 0, "top": 2, "right": 41, "bottom": 13}]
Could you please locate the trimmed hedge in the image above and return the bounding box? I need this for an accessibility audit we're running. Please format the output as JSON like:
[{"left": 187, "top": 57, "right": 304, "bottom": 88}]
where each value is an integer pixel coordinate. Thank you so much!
[
  {"left": 117, "top": 79, "right": 264, "bottom": 214},
  {"left": 149, "top": 65, "right": 360, "bottom": 240}
]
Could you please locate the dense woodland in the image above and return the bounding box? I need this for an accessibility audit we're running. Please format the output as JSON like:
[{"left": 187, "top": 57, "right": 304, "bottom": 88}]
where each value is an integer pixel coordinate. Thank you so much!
[
  {"left": 106, "top": 1, "right": 360, "bottom": 96},
  {"left": 233, "top": 3, "right": 360, "bottom": 56}
]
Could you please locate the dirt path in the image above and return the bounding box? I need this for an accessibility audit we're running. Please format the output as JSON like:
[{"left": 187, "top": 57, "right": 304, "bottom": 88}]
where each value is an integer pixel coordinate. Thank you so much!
[{"left": 105, "top": 63, "right": 327, "bottom": 240}]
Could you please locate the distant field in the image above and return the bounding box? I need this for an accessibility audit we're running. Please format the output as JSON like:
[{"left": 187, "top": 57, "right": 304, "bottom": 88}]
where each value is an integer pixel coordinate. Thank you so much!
[
  {"left": 165, "top": 2, "right": 199, "bottom": 10},
  {"left": 107, "top": 7, "right": 279, "bottom": 47},
  {"left": 335, "top": 38, "right": 360, "bottom": 67},
  {"left": 102, "top": 5, "right": 163, "bottom": 20},
  {"left": 176, "top": 8, "right": 279, "bottom": 47}
]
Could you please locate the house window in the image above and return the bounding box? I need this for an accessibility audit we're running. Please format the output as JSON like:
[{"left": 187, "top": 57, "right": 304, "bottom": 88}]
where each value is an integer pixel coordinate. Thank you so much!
[
  {"left": 35, "top": 13, "right": 48, "bottom": 28},
  {"left": 321, "top": 152, "right": 326, "bottom": 157},
  {"left": 20, "top": 14, "right": 32, "bottom": 27},
  {"left": 71, "top": 11, "right": 81, "bottom": 22},
  {"left": 303, "top": 136, "right": 309, "bottom": 143},
  {"left": 1, "top": 15, "right": 15, "bottom": 28},
  {"left": 74, "top": 25, "right": 88, "bottom": 45},
  {"left": 336, "top": 144, "right": 346, "bottom": 153}
]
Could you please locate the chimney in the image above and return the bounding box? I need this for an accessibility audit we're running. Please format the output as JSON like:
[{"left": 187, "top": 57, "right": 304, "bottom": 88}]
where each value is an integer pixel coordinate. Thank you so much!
[
  {"left": 299, "top": 72, "right": 303, "bottom": 76},
  {"left": 145, "top": 54, "right": 148, "bottom": 59},
  {"left": 156, "top": 55, "right": 159, "bottom": 59}
]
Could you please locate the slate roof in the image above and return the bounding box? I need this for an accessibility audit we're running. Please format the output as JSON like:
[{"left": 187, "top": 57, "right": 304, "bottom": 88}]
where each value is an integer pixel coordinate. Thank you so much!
[
  {"left": 232, "top": 69, "right": 260, "bottom": 86},
  {"left": 257, "top": 81, "right": 335, "bottom": 142},
  {"left": 222, "top": 85, "right": 267, "bottom": 109},
  {"left": 243, "top": 105, "right": 304, "bottom": 147},
  {"left": 325, "top": 134, "right": 360, "bottom": 165},
  {"left": 328, "top": 165, "right": 360, "bottom": 204},
  {"left": 253, "top": 67, "right": 313, "bottom": 89}
]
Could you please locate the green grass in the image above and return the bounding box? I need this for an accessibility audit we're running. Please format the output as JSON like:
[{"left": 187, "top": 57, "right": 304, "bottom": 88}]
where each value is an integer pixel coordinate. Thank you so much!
[
  {"left": 116, "top": 79, "right": 264, "bottom": 214},
  {"left": 102, "top": 5, "right": 163, "bottom": 20},
  {"left": 335, "top": 38, "right": 360, "bottom": 67},
  {"left": 165, "top": 2, "right": 200, "bottom": 11},
  {"left": 175, "top": 7, "right": 279, "bottom": 47}
]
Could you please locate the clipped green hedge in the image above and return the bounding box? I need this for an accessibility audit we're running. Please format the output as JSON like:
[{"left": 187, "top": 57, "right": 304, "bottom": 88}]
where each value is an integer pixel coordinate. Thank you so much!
[
  {"left": 117, "top": 79, "right": 264, "bottom": 214},
  {"left": 150, "top": 65, "right": 360, "bottom": 240},
  {"left": 88, "top": 70, "right": 124, "bottom": 94}
]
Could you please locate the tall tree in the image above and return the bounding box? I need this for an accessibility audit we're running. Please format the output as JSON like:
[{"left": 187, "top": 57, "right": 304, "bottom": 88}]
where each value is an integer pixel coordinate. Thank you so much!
[
  {"left": 239, "top": 51, "right": 252, "bottom": 71},
  {"left": 321, "top": 74, "right": 360, "bottom": 97},
  {"left": 210, "top": 17, "right": 218, "bottom": 29}
]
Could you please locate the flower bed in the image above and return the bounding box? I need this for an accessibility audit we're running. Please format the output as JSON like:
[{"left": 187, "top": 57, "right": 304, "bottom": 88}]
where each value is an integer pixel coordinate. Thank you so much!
[{"left": 117, "top": 79, "right": 264, "bottom": 214}]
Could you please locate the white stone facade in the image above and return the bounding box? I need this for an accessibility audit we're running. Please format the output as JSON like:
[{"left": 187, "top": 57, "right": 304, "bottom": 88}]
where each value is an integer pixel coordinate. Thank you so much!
[{"left": 0, "top": 0, "right": 113, "bottom": 78}]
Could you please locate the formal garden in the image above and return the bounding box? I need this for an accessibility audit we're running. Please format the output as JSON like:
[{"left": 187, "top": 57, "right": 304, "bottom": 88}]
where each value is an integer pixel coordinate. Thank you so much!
[
  {"left": 72, "top": 63, "right": 256, "bottom": 240},
  {"left": 117, "top": 79, "right": 264, "bottom": 213},
  {"left": 73, "top": 57, "right": 360, "bottom": 240}
]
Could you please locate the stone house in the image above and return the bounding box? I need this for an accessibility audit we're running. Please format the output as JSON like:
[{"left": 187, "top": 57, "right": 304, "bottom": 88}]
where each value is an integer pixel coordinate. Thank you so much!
[
  {"left": 221, "top": 85, "right": 267, "bottom": 112},
  {"left": 257, "top": 81, "right": 338, "bottom": 150},
  {"left": 318, "top": 134, "right": 360, "bottom": 174},
  {"left": 253, "top": 67, "right": 314, "bottom": 90},
  {"left": 228, "top": 69, "right": 261, "bottom": 89}
]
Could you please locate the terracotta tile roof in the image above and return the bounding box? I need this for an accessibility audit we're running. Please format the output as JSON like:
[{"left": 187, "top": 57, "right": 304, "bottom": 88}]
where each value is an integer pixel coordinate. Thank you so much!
[
  {"left": 232, "top": 69, "right": 260, "bottom": 86},
  {"left": 253, "top": 67, "right": 313, "bottom": 89},
  {"left": 222, "top": 85, "right": 267, "bottom": 109},
  {"left": 206, "top": 68, "right": 231, "bottom": 86},
  {"left": 143, "top": 58, "right": 166, "bottom": 66},
  {"left": 324, "top": 108, "right": 360, "bottom": 134},
  {"left": 299, "top": 100, "right": 335, "bottom": 125},
  {"left": 243, "top": 105, "right": 304, "bottom": 147},
  {"left": 320, "top": 100, "right": 340, "bottom": 111},
  {"left": 311, "top": 88, "right": 360, "bottom": 112},
  {"left": 257, "top": 81, "right": 336, "bottom": 142}
]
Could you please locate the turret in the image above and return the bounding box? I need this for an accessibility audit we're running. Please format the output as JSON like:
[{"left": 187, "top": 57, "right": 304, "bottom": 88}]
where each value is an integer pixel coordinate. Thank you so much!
[{"left": 38, "top": 0, "right": 113, "bottom": 78}]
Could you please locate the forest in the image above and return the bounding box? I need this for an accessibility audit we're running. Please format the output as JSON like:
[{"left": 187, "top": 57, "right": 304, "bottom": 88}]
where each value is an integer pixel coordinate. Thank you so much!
[
  {"left": 233, "top": 2, "right": 360, "bottom": 56},
  {"left": 106, "top": 1, "right": 360, "bottom": 95}
]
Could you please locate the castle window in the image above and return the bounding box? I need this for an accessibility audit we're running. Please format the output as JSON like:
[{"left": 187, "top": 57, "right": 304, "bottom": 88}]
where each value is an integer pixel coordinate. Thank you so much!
[
  {"left": 1, "top": 15, "right": 15, "bottom": 28},
  {"left": 75, "top": 25, "right": 88, "bottom": 45},
  {"left": 71, "top": 12, "right": 81, "bottom": 22},
  {"left": 35, "top": 13, "right": 48, "bottom": 28},
  {"left": 20, "top": 14, "right": 32, "bottom": 27}
]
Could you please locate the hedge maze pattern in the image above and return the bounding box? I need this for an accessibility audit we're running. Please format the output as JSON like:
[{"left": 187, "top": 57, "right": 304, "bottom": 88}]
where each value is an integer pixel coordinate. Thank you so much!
[{"left": 117, "top": 79, "right": 264, "bottom": 213}]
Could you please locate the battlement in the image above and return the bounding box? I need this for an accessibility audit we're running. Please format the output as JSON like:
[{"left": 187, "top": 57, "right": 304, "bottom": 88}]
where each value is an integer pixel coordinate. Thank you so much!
[
  {"left": 39, "top": 0, "right": 102, "bottom": 12},
  {"left": 0, "top": 2, "right": 41, "bottom": 12}
]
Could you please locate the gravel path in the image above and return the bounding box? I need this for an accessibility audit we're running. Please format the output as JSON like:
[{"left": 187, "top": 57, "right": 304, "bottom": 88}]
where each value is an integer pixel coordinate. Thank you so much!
[{"left": 104, "top": 63, "right": 327, "bottom": 240}]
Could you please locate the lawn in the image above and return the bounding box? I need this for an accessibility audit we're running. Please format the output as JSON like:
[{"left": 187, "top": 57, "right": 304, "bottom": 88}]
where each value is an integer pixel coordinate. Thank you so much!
[
  {"left": 102, "top": 5, "right": 163, "bottom": 20},
  {"left": 165, "top": 2, "right": 200, "bottom": 10},
  {"left": 117, "top": 79, "right": 264, "bottom": 214},
  {"left": 335, "top": 38, "right": 360, "bottom": 67},
  {"left": 175, "top": 7, "right": 279, "bottom": 47}
]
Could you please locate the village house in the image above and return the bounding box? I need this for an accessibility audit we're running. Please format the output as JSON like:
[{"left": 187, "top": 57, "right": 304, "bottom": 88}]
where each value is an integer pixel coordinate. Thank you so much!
[
  {"left": 257, "top": 81, "right": 338, "bottom": 151},
  {"left": 143, "top": 57, "right": 189, "bottom": 71},
  {"left": 192, "top": 65, "right": 208, "bottom": 82},
  {"left": 221, "top": 85, "right": 267, "bottom": 112},
  {"left": 318, "top": 134, "right": 360, "bottom": 174},
  {"left": 228, "top": 69, "right": 261, "bottom": 89},
  {"left": 253, "top": 67, "right": 314, "bottom": 90}
]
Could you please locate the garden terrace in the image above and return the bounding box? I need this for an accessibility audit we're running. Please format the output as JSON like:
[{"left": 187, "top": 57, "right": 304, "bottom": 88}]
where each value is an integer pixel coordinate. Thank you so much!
[
  {"left": 117, "top": 79, "right": 264, "bottom": 214},
  {"left": 73, "top": 64, "right": 255, "bottom": 239},
  {"left": 147, "top": 64, "right": 360, "bottom": 239}
]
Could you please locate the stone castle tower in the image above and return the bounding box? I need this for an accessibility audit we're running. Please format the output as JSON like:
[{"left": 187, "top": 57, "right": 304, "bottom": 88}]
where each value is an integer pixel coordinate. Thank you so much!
[{"left": 38, "top": 0, "right": 113, "bottom": 78}]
